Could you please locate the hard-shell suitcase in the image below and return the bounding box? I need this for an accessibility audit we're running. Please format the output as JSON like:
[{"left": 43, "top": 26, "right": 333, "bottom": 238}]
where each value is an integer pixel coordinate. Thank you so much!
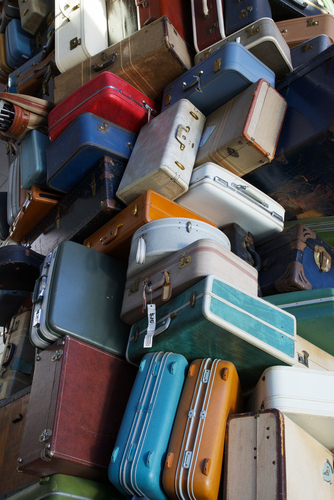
[
  {"left": 53, "top": 16, "right": 193, "bottom": 105},
  {"left": 55, "top": 0, "right": 108, "bottom": 73},
  {"left": 163, "top": 359, "right": 243, "bottom": 500},
  {"left": 5, "top": 19, "right": 33, "bottom": 69},
  {"left": 224, "top": 409, "right": 334, "bottom": 500},
  {"left": 83, "top": 189, "right": 217, "bottom": 262},
  {"left": 108, "top": 351, "right": 188, "bottom": 500},
  {"left": 269, "top": 0, "right": 331, "bottom": 22},
  {"left": 0, "top": 191, "right": 9, "bottom": 240},
  {"left": 221, "top": 223, "right": 261, "bottom": 271},
  {"left": 191, "top": 0, "right": 226, "bottom": 53},
  {"left": 0, "top": 290, "right": 30, "bottom": 326},
  {"left": 8, "top": 49, "right": 46, "bottom": 91},
  {"left": 276, "top": 13, "right": 334, "bottom": 48},
  {"left": 0, "top": 310, "right": 34, "bottom": 400},
  {"left": 126, "top": 275, "right": 297, "bottom": 386},
  {"left": 177, "top": 163, "right": 285, "bottom": 243},
  {"left": 16, "top": 51, "right": 58, "bottom": 96},
  {"left": 116, "top": 99, "right": 205, "bottom": 205},
  {"left": 7, "top": 155, "right": 21, "bottom": 225},
  {"left": 285, "top": 216, "right": 334, "bottom": 245},
  {"left": 126, "top": 218, "right": 230, "bottom": 279},
  {"left": 295, "top": 334, "right": 334, "bottom": 371},
  {"left": 224, "top": 0, "right": 272, "bottom": 37},
  {"left": 248, "top": 366, "right": 334, "bottom": 451},
  {"left": 0, "top": 0, "right": 20, "bottom": 34},
  {"left": 18, "top": 0, "right": 53, "bottom": 35},
  {"left": 106, "top": 0, "right": 138, "bottom": 46},
  {"left": 18, "top": 336, "right": 137, "bottom": 480},
  {"left": 194, "top": 79, "right": 287, "bottom": 176},
  {"left": 121, "top": 238, "right": 259, "bottom": 326},
  {"left": 162, "top": 42, "right": 276, "bottom": 116},
  {"left": 0, "top": 245, "right": 44, "bottom": 290},
  {"left": 47, "top": 112, "right": 136, "bottom": 194},
  {"left": 194, "top": 17, "right": 293, "bottom": 81},
  {"left": 256, "top": 223, "right": 334, "bottom": 295},
  {"left": 291, "top": 34, "right": 332, "bottom": 68},
  {"left": 20, "top": 129, "right": 50, "bottom": 189},
  {"left": 48, "top": 71, "right": 159, "bottom": 142},
  {"left": 29, "top": 241, "right": 129, "bottom": 354}
]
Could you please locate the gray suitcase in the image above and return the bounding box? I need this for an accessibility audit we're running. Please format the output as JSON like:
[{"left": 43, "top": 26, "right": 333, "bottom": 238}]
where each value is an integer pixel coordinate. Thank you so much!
[{"left": 18, "top": 0, "right": 54, "bottom": 35}]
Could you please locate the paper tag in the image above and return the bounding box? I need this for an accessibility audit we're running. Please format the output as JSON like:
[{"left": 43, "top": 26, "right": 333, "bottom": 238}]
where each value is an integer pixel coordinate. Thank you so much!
[
  {"left": 199, "top": 126, "right": 216, "bottom": 147},
  {"left": 144, "top": 304, "right": 156, "bottom": 348}
]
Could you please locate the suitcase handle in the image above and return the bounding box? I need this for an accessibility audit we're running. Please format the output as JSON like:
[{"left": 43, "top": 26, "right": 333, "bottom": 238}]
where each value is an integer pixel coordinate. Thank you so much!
[
  {"left": 247, "top": 246, "right": 262, "bottom": 271},
  {"left": 202, "top": 0, "right": 209, "bottom": 18},
  {"left": 230, "top": 182, "right": 269, "bottom": 208},
  {"left": 91, "top": 52, "right": 116, "bottom": 72},
  {"left": 101, "top": 224, "right": 123, "bottom": 246},
  {"left": 32, "top": 275, "right": 47, "bottom": 304},
  {"left": 1, "top": 343, "right": 15, "bottom": 368},
  {"left": 136, "top": 236, "right": 146, "bottom": 265},
  {"left": 285, "top": 0, "right": 308, "bottom": 9},
  {"left": 182, "top": 71, "right": 203, "bottom": 92}
]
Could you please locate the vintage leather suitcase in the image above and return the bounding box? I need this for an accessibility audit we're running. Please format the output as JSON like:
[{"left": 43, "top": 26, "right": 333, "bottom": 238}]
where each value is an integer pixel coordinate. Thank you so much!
[
  {"left": 48, "top": 71, "right": 159, "bottom": 142},
  {"left": 0, "top": 0, "right": 20, "bottom": 34},
  {"left": 126, "top": 275, "right": 297, "bottom": 386},
  {"left": 0, "top": 290, "right": 30, "bottom": 326},
  {"left": 269, "top": 0, "right": 331, "bottom": 21},
  {"left": 221, "top": 223, "right": 261, "bottom": 271},
  {"left": 116, "top": 99, "right": 205, "bottom": 205},
  {"left": 191, "top": 0, "right": 226, "bottom": 53},
  {"left": 53, "top": 16, "right": 193, "bottom": 105},
  {"left": 248, "top": 366, "right": 334, "bottom": 451},
  {"left": 177, "top": 163, "right": 285, "bottom": 243},
  {"left": 5, "top": 19, "right": 33, "bottom": 68},
  {"left": 256, "top": 223, "right": 334, "bottom": 296},
  {"left": 224, "top": 0, "right": 272, "bottom": 36},
  {"left": 20, "top": 129, "right": 50, "bottom": 189},
  {"left": 295, "top": 334, "right": 334, "bottom": 371},
  {"left": 16, "top": 51, "right": 58, "bottom": 96},
  {"left": 18, "top": 336, "right": 137, "bottom": 480},
  {"left": 121, "top": 238, "right": 259, "bottom": 326},
  {"left": 163, "top": 359, "right": 243, "bottom": 500},
  {"left": 194, "top": 79, "right": 287, "bottom": 175},
  {"left": 291, "top": 34, "right": 332, "bottom": 68},
  {"left": 29, "top": 241, "right": 129, "bottom": 354},
  {"left": 224, "top": 409, "right": 334, "bottom": 500},
  {"left": 47, "top": 112, "right": 136, "bottom": 194},
  {"left": 19, "top": 0, "right": 53, "bottom": 35},
  {"left": 108, "top": 351, "right": 188, "bottom": 500},
  {"left": 0, "top": 310, "right": 35, "bottom": 401},
  {"left": 162, "top": 42, "right": 275, "bottom": 116},
  {"left": 276, "top": 13, "right": 334, "bottom": 48},
  {"left": 83, "top": 189, "right": 217, "bottom": 262},
  {"left": 0, "top": 245, "right": 44, "bottom": 290},
  {"left": 106, "top": 0, "right": 138, "bottom": 46}
]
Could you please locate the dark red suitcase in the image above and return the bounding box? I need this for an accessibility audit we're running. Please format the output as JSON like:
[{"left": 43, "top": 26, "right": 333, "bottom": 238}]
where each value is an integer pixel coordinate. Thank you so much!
[{"left": 48, "top": 71, "right": 160, "bottom": 142}]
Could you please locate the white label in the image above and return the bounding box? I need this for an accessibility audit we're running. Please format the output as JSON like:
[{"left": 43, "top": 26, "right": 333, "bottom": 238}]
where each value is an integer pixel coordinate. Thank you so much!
[
  {"left": 199, "top": 126, "right": 216, "bottom": 147},
  {"left": 144, "top": 304, "right": 156, "bottom": 348}
]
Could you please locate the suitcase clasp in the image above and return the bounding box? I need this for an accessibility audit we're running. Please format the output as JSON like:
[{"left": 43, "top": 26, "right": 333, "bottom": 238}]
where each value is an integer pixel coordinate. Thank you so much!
[
  {"left": 175, "top": 124, "right": 190, "bottom": 150},
  {"left": 246, "top": 25, "right": 260, "bottom": 38},
  {"left": 307, "top": 19, "right": 319, "bottom": 27},
  {"left": 314, "top": 245, "right": 331, "bottom": 272},
  {"left": 70, "top": 37, "right": 81, "bottom": 50},
  {"left": 297, "top": 350, "right": 309, "bottom": 368}
]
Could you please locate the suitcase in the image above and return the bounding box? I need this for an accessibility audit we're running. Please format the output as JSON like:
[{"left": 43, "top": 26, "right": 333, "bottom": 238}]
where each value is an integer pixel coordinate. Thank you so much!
[
  {"left": 0, "top": 191, "right": 9, "bottom": 239},
  {"left": 0, "top": 245, "right": 44, "bottom": 290},
  {"left": 256, "top": 223, "right": 334, "bottom": 296},
  {"left": 0, "top": 289, "right": 30, "bottom": 326},
  {"left": 0, "top": 310, "right": 35, "bottom": 400},
  {"left": 194, "top": 17, "right": 293, "bottom": 81},
  {"left": 53, "top": 16, "right": 193, "bottom": 106},
  {"left": 194, "top": 79, "right": 287, "bottom": 176},
  {"left": 221, "top": 223, "right": 261, "bottom": 271},
  {"left": 106, "top": 0, "right": 138, "bottom": 46},
  {"left": 295, "top": 334, "right": 334, "bottom": 371},
  {"left": 29, "top": 241, "right": 130, "bottom": 354},
  {"left": 177, "top": 163, "right": 285, "bottom": 243},
  {"left": 48, "top": 71, "right": 159, "bottom": 142},
  {"left": 269, "top": 0, "right": 331, "bottom": 22},
  {"left": 121, "top": 238, "right": 259, "bottom": 326},
  {"left": 248, "top": 366, "right": 334, "bottom": 451},
  {"left": 191, "top": 0, "right": 226, "bottom": 53},
  {"left": 276, "top": 13, "right": 334, "bottom": 48},
  {"left": 20, "top": 129, "right": 50, "bottom": 189},
  {"left": 5, "top": 19, "right": 33, "bottom": 69},
  {"left": 224, "top": 409, "right": 334, "bottom": 500},
  {"left": 7, "top": 155, "right": 22, "bottom": 226},
  {"left": 0, "top": 0, "right": 20, "bottom": 34},
  {"left": 163, "top": 358, "right": 243, "bottom": 500},
  {"left": 116, "top": 99, "right": 205, "bottom": 205},
  {"left": 285, "top": 216, "right": 334, "bottom": 246},
  {"left": 126, "top": 275, "right": 297, "bottom": 386},
  {"left": 162, "top": 42, "right": 275, "bottom": 117},
  {"left": 291, "top": 34, "right": 333, "bottom": 68},
  {"left": 18, "top": 336, "right": 137, "bottom": 480},
  {"left": 224, "top": 0, "right": 272, "bottom": 37},
  {"left": 16, "top": 50, "right": 58, "bottom": 96},
  {"left": 108, "top": 351, "right": 188, "bottom": 500},
  {"left": 47, "top": 112, "right": 136, "bottom": 194},
  {"left": 55, "top": 0, "right": 108, "bottom": 73},
  {"left": 0, "top": 32, "right": 13, "bottom": 81},
  {"left": 25, "top": 156, "right": 125, "bottom": 255},
  {"left": 126, "top": 218, "right": 230, "bottom": 279},
  {"left": 8, "top": 49, "right": 46, "bottom": 91},
  {"left": 19, "top": 0, "right": 53, "bottom": 35},
  {"left": 83, "top": 189, "right": 217, "bottom": 262}
]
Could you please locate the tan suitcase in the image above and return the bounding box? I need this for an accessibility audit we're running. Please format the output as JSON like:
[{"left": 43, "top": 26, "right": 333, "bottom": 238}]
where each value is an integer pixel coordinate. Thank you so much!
[
  {"left": 276, "top": 13, "right": 334, "bottom": 48},
  {"left": 295, "top": 334, "right": 334, "bottom": 371}
]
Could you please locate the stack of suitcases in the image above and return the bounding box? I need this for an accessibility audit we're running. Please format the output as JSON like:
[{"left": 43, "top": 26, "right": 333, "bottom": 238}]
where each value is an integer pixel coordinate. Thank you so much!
[{"left": 0, "top": 0, "right": 334, "bottom": 498}]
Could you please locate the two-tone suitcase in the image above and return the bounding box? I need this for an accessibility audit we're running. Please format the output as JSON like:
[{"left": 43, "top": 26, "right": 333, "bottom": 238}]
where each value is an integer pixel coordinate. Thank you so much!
[
  {"left": 16, "top": 50, "right": 58, "bottom": 97},
  {"left": 121, "top": 238, "right": 259, "bottom": 326},
  {"left": 276, "top": 13, "right": 334, "bottom": 48},
  {"left": 108, "top": 351, "right": 188, "bottom": 500},
  {"left": 194, "top": 79, "right": 287, "bottom": 175},
  {"left": 163, "top": 358, "right": 243, "bottom": 500},
  {"left": 106, "top": 0, "right": 138, "bottom": 46},
  {"left": 295, "top": 334, "right": 334, "bottom": 371},
  {"left": 191, "top": 0, "right": 226, "bottom": 53},
  {"left": 290, "top": 34, "right": 333, "bottom": 68},
  {"left": 0, "top": 245, "right": 44, "bottom": 290},
  {"left": 20, "top": 129, "right": 50, "bottom": 188},
  {"left": 0, "top": 290, "right": 30, "bottom": 327},
  {"left": 224, "top": 0, "right": 272, "bottom": 36},
  {"left": 18, "top": 0, "right": 53, "bottom": 35},
  {"left": 116, "top": 99, "right": 205, "bottom": 205},
  {"left": 177, "top": 163, "right": 285, "bottom": 243},
  {"left": 224, "top": 409, "right": 334, "bottom": 500},
  {"left": 248, "top": 366, "right": 334, "bottom": 451},
  {"left": 269, "top": 0, "right": 331, "bottom": 21},
  {"left": 5, "top": 19, "right": 33, "bottom": 69},
  {"left": 126, "top": 275, "right": 297, "bottom": 387},
  {"left": 18, "top": 336, "right": 137, "bottom": 480}
]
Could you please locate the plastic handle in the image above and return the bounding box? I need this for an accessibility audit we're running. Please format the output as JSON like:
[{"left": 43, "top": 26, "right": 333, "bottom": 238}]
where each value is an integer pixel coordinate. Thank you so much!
[
  {"left": 92, "top": 53, "right": 116, "bottom": 72},
  {"left": 153, "top": 315, "right": 172, "bottom": 337},
  {"left": 32, "top": 275, "right": 46, "bottom": 304},
  {"left": 286, "top": 0, "right": 307, "bottom": 9},
  {"left": 202, "top": 0, "right": 209, "bottom": 17},
  {"left": 231, "top": 183, "right": 269, "bottom": 208},
  {"left": 136, "top": 237, "right": 146, "bottom": 265},
  {"left": 2, "top": 343, "right": 15, "bottom": 367},
  {"left": 59, "top": 2, "right": 71, "bottom": 21},
  {"left": 146, "top": 274, "right": 166, "bottom": 293}
]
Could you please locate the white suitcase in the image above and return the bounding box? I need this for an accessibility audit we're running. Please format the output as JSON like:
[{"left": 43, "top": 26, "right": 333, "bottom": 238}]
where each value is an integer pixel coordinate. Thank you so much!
[
  {"left": 295, "top": 335, "right": 334, "bottom": 371},
  {"left": 194, "top": 79, "right": 287, "bottom": 176},
  {"left": 116, "top": 99, "right": 206, "bottom": 206},
  {"left": 126, "top": 218, "right": 230, "bottom": 279},
  {"left": 248, "top": 366, "right": 334, "bottom": 452},
  {"left": 177, "top": 163, "right": 285, "bottom": 243},
  {"left": 225, "top": 409, "right": 334, "bottom": 500},
  {"left": 55, "top": 0, "right": 108, "bottom": 73},
  {"left": 121, "top": 237, "right": 258, "bottom": 325}
]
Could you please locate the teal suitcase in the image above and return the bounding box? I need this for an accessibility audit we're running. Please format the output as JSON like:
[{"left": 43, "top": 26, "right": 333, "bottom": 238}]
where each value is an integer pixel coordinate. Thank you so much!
[{"left": 126, "top": 275, "right": 297, "bottom": 386}]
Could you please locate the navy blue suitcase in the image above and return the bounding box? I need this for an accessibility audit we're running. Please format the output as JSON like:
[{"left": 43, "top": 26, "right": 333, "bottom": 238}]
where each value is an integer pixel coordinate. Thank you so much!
[
  {"left": 5, "top": 19, "right": 33, "bottom": 69},
  {"left": 0, "top": 1, "right": 20, "bottom": 34},
  {"left": 268, "top": 0, "right": 330, "bottom": 21},
  {"left": 20, "top": 130, "right": 50, "bottom": 189},
  {"left": 291, "top": 34, "right": 332, "bottom": 68},
  {"left": 47, "top": 112, "right": 136, "bottom": 194},
  {"left": 162, "top": 41, "right": 275, "bottom": 116},
  {"left": 224, "top": 0, "right": 272, "bottom": 36},
  {"left": 0, "top": 245, "right": 44, "bottom": 291},
  {"left": 0, "top": 290, "right": 30, "bottom": 326}
]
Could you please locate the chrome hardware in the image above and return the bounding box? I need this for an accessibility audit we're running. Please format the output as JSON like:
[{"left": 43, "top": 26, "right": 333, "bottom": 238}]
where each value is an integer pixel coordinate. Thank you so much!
[
  {"left": 51, "top": 349, "right": 63, "bottom": 362},
  {"left": 39, "top": 429, "right": 52, "bottom": 443}
]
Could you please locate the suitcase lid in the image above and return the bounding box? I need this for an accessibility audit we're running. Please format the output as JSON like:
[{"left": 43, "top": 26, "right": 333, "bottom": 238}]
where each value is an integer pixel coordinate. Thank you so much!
[{"left": 264, "top": 287, "right": 334, "bottom": 308}]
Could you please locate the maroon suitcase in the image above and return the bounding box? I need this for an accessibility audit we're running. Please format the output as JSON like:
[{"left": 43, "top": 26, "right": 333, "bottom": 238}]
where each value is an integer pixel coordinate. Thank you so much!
[
  {"left": 191, "top": 0, "right": 226, "bottom": 53},
  {"left": 17, "top": 336, "right": 137, "bottom": 481}
]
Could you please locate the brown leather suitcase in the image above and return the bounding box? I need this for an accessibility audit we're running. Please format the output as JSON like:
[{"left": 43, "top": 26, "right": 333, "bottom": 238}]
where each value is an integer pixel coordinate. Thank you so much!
[
  {"left": 18, "top": 336, "right": 137, "bottom": 481},
  {"left": 83, "top": 189, "right": 217, "bottom": 262},
  {"left": 163, "top": 359, "right": 243, "bottom": 500},
  {"left": 16, "top": 50, "right": 59, "bottom": 96},
  {"left": 276, "top": 13, "right": 334, "bottom": 48},
  {"left": 0, "top": 32, "right": 13, "bottom": 82}
]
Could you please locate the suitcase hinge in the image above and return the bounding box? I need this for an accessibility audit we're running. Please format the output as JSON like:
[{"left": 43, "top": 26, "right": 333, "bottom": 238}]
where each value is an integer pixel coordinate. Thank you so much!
[
  {"left": 179, "top": 252, "right": 192, "bottom": 268},
  {"left": 41, "top": 443, "right": 53, "bottom": 462},
  {"left": 183, "top": 451, "right": 192, "bottom": 469},
  {"left": 202, "top": 369, "right": 210, "bottom": 383},
  {"left": 307, "top": 19, "right": 319, "bottom": 27},
  {"left": 51, "top": 350, "right": 63, "bottom": 362},
  {"left": 246, "top": 25, "right": 260, "bottom": 38},
  {"left": 70, "top": 37, "right": 81, "bottom": 50},
  {"left": 200, "top": 410, "right": 207, "bottom": 419},
  {"left": 146, "top": 450, "right": 154, "bottom": 468},
  {"left": 97, "top": 122, "right": 109, "bottom": 133},
  {"left": 314, "top": 245, "right": 331, "bottom": 272},
  {"left": 298, "top": 350, "right": 309, "bottom": 368},
  {"left": 188, "top": 409, "right": 196, "bottom": 418},
  {"left": 39, "top": 428, "right": 52, "bottom": 443},
  {"left": 128, "top": 443, "right": 136, "bottom": 462},
  {"left": 239, "top": 6, "right": 253, "bottom": 18}
]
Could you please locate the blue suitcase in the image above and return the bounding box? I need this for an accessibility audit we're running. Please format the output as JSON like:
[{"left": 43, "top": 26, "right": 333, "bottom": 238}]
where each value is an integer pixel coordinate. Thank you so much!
[
  {"left": 162, "top": 41, "right": 275, "bottom": 116},
  {"left": 8, "top": 50, "right": 46, "bottom": 91},
  {"left": 269, "top": 0, "right": 330, "bottom": 21},
  {"left": 291, "top": 34, "right": 332, "bottom": 68},
  {"left": 47, "top": 112, "right": 136, "bottom": 194},
  {"left": 224, "top": 0, "right": 272, "bottom": 36},
  {"left": 108, "top": 351, "right": 188, "bottom": 500},
  {"left": 20, "top": 130, "right": 50, "bottom": 189},
  {"left": 5, "top": 19, "right": 33, "bottom": 69}
]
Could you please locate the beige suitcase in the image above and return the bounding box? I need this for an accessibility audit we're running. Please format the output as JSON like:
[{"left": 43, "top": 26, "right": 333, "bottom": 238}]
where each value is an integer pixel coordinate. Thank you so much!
[
  {"left": 295, "top": 334, "right": 334, "bottom": 371},
  {"left": 276, "top": 13, "right": 334, "bottom": 48}
]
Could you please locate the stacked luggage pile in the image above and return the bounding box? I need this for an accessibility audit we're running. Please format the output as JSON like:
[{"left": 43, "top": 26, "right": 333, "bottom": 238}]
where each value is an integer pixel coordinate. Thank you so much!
[{"left": 0, "top": 0, "right": 334, "bottom": 498}]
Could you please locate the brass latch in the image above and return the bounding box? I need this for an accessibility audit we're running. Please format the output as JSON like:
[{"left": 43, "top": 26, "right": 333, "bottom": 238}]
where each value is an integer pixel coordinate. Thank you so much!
[
  {"left": 314, "top": 245, "right": 331, "bottom": 272},
  {"left": 175, "top": 124, "right": 190, "bottom": 151},
  {"left": 179, "top": 253, "right": 192, "bottom": 268},
  {"left": 307, "top": 19, "right": 319, "bottom": 27},
  {"left": 214, "top": 58, "right": 221, "bottom": 73},
  {"left": 246, "top": 25, "right": 260, "bottom": 38},
  {"left": 239, "top": 5, "right": 253, "bottom": 18}
]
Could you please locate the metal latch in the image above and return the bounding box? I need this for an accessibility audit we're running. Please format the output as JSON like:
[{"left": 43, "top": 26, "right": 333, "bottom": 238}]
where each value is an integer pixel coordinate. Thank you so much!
[
  {"left": 307, "top": 19, "right": 319, "bottom": 27},
  {"left": 214, "top": 58, "right": 221, "bottom": 73},
  {"left": 51, "top": 350, "right": 63, "bottom": 362},
  {"left": 227, "top": 147, "right": 239, "bottom": 158},
  {"left": 33, "top": 309, "right": 42, "bottom": 327},
  {"left": 39, "top": 428, "right": 52, "bottom": 443},
  {"left": 202, "top": 369, "right": 210, "bottom": 383},
  {"left": 246, "top": 25, "right": 260, "bottom": 38},
  {"left": 302, "top": 43, "right": 313, "bottom": 53},
  {"left": 314, "top": 245, "right": 331, "bottom": 272},
  {"left": 175, "top": 124, "right": 190, "bottom": 151},
  {"left": 179, "top": 253, "right": 192, "bottom": 268},
  {"left": 183, "top": 451, "right": 192, "bottom": 468},
  {"left": 97, "top": 122, "right": 109, "bottom": 133},
  {"left": 70, "top": 37, "right": 81, "bottom": 50},
  {"left": 239, "top": 6, "right": 253, "bottom": 17},
  {"left": 298, "top": 350, "right": 309, "bottom": 368},
  {"left": 41, "top": 443, "right": 53, "bottom": 462}
]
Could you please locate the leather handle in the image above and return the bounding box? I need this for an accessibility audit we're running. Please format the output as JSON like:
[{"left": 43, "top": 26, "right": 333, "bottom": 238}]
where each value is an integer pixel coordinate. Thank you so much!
[
  {"left": 247, "top": 246, "right": 262, "bottom": 271},
  {"left": 101, "top": 226, "right": 119, "bottom": 246},
  {"left": 92, "top": 52, "right": 116, "bottom": 72}
]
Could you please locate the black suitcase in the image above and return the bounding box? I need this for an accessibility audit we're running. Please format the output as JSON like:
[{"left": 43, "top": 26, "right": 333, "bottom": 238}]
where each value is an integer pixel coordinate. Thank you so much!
[
  {"left": 268, "top": 0, "right": 330, "bottom": 22},
  {"left": 0, "top": 290, "right": 30, "bottom": 326},
  {"left": 221, "top": 222, "right": 261, "bottom": 271},
  {"left": 0, "top": 191, "right": 9, "bottom": 240},
  {"left": 0, "top": 245, "right": 44, "bottom": 290}
]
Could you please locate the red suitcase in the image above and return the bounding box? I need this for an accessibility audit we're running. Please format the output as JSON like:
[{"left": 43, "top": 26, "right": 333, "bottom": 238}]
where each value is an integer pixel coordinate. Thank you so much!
[{"left": 48, "top": 72, "right": 160, "bottom": 142}]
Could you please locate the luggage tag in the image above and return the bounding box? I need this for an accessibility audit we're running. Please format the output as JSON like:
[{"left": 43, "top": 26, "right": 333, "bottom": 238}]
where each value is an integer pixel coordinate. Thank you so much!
[{"left": 144, "top": 303, "right": 156, "bottom": 348}]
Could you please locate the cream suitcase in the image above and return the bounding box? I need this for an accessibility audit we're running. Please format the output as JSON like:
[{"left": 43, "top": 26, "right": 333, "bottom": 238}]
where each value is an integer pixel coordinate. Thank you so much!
[
  {"left": 116, "top": 99, "right": 206, "bottom": 205},
  {"left": 295, "top": 335, "right": 334, "bottom": 371},
  {"left": 55, "top": 0, "right": 108, "bottom": 73},
  {"left": 224, "top": 409, "right": 334, "bottom": 500},
  {"left": 177, "top": 163, "right": 285, "bottom": 243},
  {"left": 248, "top": 366, "right": 334, "bottom": 451}
]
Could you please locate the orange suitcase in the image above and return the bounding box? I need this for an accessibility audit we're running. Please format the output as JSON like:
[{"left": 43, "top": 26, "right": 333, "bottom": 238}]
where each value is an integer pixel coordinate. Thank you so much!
[
  {"left": 162, "top": 359, "right": 243, "bottom": 500},
  {"left": 83, "top": 189, "right": 217, "bottom": 262},
  {"left": 276, "top": 14, "right": 334, "bottom": 48}
]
